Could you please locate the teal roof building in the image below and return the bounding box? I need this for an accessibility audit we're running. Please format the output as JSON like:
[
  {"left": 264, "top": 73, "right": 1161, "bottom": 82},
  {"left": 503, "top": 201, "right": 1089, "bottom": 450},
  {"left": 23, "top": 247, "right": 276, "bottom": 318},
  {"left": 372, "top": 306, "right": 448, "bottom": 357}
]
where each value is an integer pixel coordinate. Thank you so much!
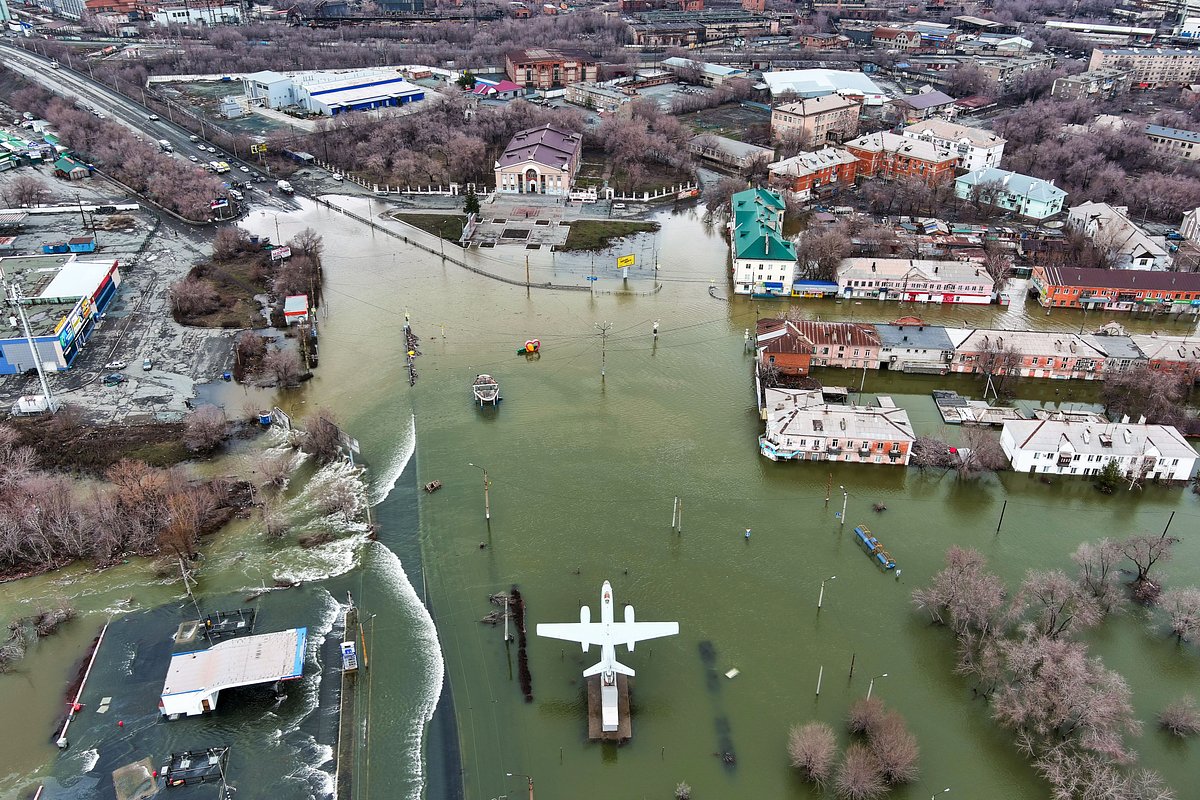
[{"left": 730, "top": 188, "right": 797, "bottom": 296}]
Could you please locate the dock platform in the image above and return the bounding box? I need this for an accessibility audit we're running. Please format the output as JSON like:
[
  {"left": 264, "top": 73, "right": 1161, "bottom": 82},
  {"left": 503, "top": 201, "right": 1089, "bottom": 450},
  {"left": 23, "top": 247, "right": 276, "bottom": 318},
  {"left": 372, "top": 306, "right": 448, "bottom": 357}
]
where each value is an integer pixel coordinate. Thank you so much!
[{"left": 587, "top": 674, "right": 631, "bottom": 742}]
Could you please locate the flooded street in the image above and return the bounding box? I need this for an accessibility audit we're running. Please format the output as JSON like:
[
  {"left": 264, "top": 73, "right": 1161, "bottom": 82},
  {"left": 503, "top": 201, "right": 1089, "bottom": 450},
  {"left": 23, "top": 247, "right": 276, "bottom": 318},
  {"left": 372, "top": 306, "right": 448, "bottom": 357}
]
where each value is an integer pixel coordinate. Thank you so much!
[{"left": 3, "top": 197, "right": 1199, "bottom": 800}]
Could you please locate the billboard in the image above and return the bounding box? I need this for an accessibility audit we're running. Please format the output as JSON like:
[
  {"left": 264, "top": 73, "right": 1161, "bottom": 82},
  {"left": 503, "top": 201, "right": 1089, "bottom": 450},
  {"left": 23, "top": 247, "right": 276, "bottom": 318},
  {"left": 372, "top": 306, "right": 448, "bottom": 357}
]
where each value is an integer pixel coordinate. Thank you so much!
[{"left": 616, "top": 254, "right": 636, "bottom": 268}]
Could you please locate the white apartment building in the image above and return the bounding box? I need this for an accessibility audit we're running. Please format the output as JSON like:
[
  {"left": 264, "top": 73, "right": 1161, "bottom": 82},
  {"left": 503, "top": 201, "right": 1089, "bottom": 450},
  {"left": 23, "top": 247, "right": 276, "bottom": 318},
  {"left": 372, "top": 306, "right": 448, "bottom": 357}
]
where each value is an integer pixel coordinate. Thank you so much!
[
  {"left": 759, "top": 389, "right": 915, "bottom": 465},
  {"left": 836, "top": 258, "right": 995, "bottom": 304},
  {"left": 900, "top": 119, "right": 1006, "bottom": 172},
  {"left": 1000, "top": 419, "right": 1198, "bottom": 481},
  {"left": 1066, "top": 201, "right": 1172, "bottom": 270}
]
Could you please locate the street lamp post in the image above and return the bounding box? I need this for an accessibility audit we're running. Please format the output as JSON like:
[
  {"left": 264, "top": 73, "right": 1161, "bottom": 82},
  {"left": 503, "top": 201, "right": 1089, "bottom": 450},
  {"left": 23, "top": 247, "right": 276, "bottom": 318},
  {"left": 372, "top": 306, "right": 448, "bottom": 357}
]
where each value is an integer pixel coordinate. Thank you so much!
[
  {"left": 506, "top": 772, "right": 534, "bottom": 800},
  {"left": 468, "top": 462, "right": 491, "bottom": 521},
  {"left": 867, "top": 673, "right": 888, "bottom": 700},
  {"left": 817, "top": 575, "right": 836, "bottom": 610},
  {"left": 932, "top": 788, "right": 950, "bottom": 800},
  {"left": 839, "top": 485, "right": 848, "bottom": 528}
]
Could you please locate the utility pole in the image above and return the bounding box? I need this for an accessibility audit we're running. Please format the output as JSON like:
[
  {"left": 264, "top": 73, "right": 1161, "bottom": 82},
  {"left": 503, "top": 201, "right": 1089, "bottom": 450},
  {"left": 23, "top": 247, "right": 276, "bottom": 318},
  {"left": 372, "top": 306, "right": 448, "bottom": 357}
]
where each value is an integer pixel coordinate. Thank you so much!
[
  {"left": 595, "top": 321, "right": 611, "bottom": 379},
  {"left": 525, "top": 254, "right": 530, "bottom": 289},
  {"left": 7, "top": 283, "right": 56, "bottom": 413}
]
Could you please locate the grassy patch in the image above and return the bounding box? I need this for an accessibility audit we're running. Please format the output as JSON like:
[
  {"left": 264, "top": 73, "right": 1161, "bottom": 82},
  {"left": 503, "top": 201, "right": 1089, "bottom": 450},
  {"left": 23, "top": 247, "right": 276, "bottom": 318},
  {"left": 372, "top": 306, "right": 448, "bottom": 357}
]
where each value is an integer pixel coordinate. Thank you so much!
[
  {"left": 676, "top": 102, "right": 772, "bottom": 141},
  {"left": 13, "top": 419, "right": 191, "bottom": 475},
  {"left": 393, "top": 213, "right": 465, "bottom": 241},
  {"left": 561, "top": 220, "right": 660, "bottom": 252},
  {"left": 179, "top": 253, "right": 269, "bottom": 329}
]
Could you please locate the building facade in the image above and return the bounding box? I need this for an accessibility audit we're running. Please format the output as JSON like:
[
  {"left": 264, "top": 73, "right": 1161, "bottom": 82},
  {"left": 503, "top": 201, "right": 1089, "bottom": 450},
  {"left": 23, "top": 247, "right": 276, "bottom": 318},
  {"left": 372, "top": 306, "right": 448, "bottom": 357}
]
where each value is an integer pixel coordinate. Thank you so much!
[
  {"left": 243, "top": 70, "right": 424, "bottom": 115},
  {"left": 900, "top": 119, "right": 1006, "bottom": 172},
  {"left": 689, "top": 135, "right": 775, "bottom": 172},
  {"left": 1144, "top": 124, "right": 1200, "bottom": 161},
  {"left": 1051, "top": 68, "right": 1132, "bottom": 100},
  {"left": 954, "top": 168, "right": 1067, "bottom": 220},
  {"left": 770, "top": 95, "right": 862, "bottom": 144},
  {"left": 843, "top": 132, "right": 958, "bottom": 185},
  {"left": 756, "top": 319, "right": 814, "bottom": 375},
  {"left": 564, "top": 82, "right": 630, "bottom": 113},
  {"left": 875, "top": 321, "right": 955, "bottom": 373},
  {"left": 759, "top": 389, "right": 915, "bottom": 465},
  {"left": 1066, "top": 201, "right": 1171, "bottom": 270},
  {"left": 767, "top": 148, "right": 859, "bottom": 201},
  {"left": 730, "top": 189, "right": 797, "bottom": 296},
  {"left": 789, "top": 320, "right": 881, "bottom": 369},
  {"left": 836, "top": 258, "right": 995, "bottom": 304},
  {"left": 506, "top": 48, "right": 599, "bottom": 89},
  {"left": 1031, "top": 265, "right": 1200, "bottom": 312},
  {"left": 494, "top": 124, "right": 583, "bottom": 195},
  {"left": 1088, "top": 47, "right": 1200, "bottom": 88},
  {"left": 949, "top": 329, "right": 1110, "bottom": 380},
  {"left": 872, "top": 26, "right": 922, "bottom": 50},
  {"left": 1000, "top": 419, "right": 1197, "bottom": 481},
  {"left": 890, "top": 90, "right": 956, "bottom": 123}
]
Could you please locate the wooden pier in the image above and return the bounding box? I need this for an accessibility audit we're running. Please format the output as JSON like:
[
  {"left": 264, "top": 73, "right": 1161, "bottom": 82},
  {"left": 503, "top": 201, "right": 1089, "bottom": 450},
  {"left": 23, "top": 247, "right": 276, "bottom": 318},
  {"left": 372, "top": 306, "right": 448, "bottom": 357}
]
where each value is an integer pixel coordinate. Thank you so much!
[
  {"left": 586, "top": 675, "right": 631, "bottom": 742},
  {"left": 932, "top": 391, "right": 1023, "bottom": 426}
]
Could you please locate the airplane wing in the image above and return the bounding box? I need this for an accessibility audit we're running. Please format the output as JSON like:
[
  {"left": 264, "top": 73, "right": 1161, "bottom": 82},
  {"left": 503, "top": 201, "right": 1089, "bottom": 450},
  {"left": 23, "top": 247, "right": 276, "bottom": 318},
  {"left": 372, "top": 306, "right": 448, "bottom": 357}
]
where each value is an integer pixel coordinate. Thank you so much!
[
  {"left": 609, "top": 622, "right": 679, "bottom": 646},
  {"left": 536, "top": 622, "right": 600, "bottom": 649}
]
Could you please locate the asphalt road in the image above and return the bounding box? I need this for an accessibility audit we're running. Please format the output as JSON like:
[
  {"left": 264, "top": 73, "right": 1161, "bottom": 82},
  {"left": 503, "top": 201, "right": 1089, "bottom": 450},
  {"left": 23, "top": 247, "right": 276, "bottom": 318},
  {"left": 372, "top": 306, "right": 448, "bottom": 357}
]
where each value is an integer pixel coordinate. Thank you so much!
[{"left": 0, "top": 43, "right": 297, "bottom": 210}]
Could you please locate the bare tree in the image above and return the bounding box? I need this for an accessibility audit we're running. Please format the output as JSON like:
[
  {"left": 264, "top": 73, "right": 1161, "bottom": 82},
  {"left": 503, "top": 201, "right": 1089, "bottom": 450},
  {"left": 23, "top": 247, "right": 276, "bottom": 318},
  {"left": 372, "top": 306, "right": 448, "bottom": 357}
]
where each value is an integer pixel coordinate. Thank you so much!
[
  {"left": 1159, "top": 695, "right": 1200, "bottom": 737},
  {"left": 183, "top": 405, "right": 229, "bottom": 454},
  {"left": 834, "top": 743, "right": 886, "bottom": 800},
  {"left": 211, "top": 226, "right": 250, "bottom": 262},
  {"left": 982, "top": 240, "right": 1013, "bottom": 285},
  {"left": 1071, "top": 539, "right": 1126, "bottom": 615},
  {"left": 797, "top": 224, "right": 852, "bottom": 281},
  {"left": 262, "top": 347, "right": 303, "bottom": 388},
  {"left": 956, "top": 427, "right": 1010, "bottom": 475},
  {"left": 910, "top": 435, "right": 955, "bottom": 470},
  {"left": 704, "top": 176, "right": 746, "bottom": 216},
  {"left": 5, "top": 175, "right": 52, "bottom": 208},
  {"left": 300, "top": 407, "right": 343, "bottom": 466},
  {"left": 1014, "top": 569, "right": 1102, "bottom": 640},
  {"left": 1120, "top": 533, "right": 1180, "bottom": 599},
  {"left": 170, "top": 276, "right": 221, "bottom": 320},
  {"left": 1160, "top": 588, "right": 1200, "bottom": 642},
  {"left": 289, "top": 227, "right": 325, "bottom": 263},
  {"left": 1101, "top": 366, "right": 1186, "bottom": 426},
  {"left": 867, "top": 712, "right": 920, "bottom": 785},
  {"left": 788, "top": 722, "right": 837, "bottom": 787},
  {"left": 912, "top": 547, "right": 1011, "bottom": 639},
  {"left": 846, "top": 697, "right": 887, "bottom": 736}
]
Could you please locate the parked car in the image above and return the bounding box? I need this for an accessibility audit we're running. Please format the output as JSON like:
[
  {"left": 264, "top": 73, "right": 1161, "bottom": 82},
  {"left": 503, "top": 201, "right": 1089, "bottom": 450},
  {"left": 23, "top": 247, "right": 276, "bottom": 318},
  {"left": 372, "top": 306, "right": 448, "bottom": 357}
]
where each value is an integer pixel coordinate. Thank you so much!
[
  {"left": 612, "top": 203, "right": 626, "bottom": 210},
  {"left": 103, "top": 360, "right": 127, "bottom": 370},
  {"left": 103, "top": 373, "right": 126, "bottom": 386},
  {"left": 142, "top": 357, "right": 153, "bottom": 371}
]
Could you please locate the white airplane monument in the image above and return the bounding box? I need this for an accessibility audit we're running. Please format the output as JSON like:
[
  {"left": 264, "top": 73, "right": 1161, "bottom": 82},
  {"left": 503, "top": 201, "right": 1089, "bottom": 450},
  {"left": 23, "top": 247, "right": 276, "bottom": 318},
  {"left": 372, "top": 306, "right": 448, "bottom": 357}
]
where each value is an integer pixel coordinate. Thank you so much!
[{"left": 537, "top": 580, "right": 679, "bottom": 736}]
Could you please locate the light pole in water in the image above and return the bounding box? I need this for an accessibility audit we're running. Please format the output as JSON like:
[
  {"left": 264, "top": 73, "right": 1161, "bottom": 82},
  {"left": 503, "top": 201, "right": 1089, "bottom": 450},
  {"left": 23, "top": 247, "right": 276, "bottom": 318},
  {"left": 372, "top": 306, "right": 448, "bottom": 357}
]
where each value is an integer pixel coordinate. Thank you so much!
[
  {"left": 506, "top": 772, "right": 534, "bottom": 800},
  {"left": 932, "top": 788, "right": 950, "bottom": 800},
  {"left": 839, "top": 485, "right": 848, "bottom": 528},
  {"left": 818, "top": 575, "right": 836, "bottom": 610},
  {"left": 867, "top": 673, "right": 888, "bottom": 700},
  {"left": 468, "top": 462, "right": 491, "bottom": 521}
]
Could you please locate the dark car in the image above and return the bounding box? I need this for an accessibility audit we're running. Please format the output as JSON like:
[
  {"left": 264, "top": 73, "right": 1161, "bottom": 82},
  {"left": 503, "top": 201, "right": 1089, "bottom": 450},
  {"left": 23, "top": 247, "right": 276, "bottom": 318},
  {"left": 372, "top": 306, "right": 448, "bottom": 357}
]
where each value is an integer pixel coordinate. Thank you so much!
[{"left": 102, "top": 372, "right": 127, "bottom": 386}]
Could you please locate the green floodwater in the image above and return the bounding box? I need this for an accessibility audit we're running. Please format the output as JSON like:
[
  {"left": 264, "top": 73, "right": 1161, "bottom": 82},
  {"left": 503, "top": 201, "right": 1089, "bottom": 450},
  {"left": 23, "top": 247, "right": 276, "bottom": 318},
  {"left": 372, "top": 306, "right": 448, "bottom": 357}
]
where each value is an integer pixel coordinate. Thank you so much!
[{"left": 3, "top": 197, "right": 1200, "bottom": 800}]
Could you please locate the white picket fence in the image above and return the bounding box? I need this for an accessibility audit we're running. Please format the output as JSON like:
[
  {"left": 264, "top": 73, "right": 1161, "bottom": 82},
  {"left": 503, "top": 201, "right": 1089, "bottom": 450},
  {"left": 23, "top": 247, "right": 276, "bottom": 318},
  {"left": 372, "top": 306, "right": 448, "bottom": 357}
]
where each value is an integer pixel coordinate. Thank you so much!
[{"left": 609, "top": 182, "right": 699, "bottom": 202}]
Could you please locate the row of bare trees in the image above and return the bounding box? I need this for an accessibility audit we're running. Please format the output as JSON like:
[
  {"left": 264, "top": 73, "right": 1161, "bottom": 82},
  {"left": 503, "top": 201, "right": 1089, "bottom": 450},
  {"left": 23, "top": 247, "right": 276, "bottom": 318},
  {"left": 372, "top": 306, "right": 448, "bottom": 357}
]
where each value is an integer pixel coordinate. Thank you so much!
[
  {"left": 913, "top": 541, "right": 1194, "bottom": 798},
  {"left": 1102, "top": 366, "right": 1200, "bottom": 435},
  {"left": 8, "top": 86, "right": 222, "bottom": 222},
  {"left": 788, "top": 698, "right": 920, "bottom": 799},
  {"left": 0, "top": 423, "right": 235, "bottom": 575}
]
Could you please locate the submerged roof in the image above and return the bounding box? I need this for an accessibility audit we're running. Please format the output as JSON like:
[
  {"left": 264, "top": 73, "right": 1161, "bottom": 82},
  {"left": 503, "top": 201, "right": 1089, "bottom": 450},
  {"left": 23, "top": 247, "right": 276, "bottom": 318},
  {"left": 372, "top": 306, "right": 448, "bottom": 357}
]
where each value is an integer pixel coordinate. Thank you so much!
[{"left": 161, "top": 628, "right": 307, "bottom": 700}]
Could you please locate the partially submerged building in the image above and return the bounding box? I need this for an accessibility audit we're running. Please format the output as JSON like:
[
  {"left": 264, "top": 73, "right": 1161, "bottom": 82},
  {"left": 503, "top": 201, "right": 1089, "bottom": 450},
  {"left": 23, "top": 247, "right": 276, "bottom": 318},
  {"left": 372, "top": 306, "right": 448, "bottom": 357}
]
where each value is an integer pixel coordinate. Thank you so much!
[
  {"left": 759, "top": 389, "right": 915, "bottom": 465},
  {"left": 1000, "top": 419, "right": 1197, "bottom": 481}
]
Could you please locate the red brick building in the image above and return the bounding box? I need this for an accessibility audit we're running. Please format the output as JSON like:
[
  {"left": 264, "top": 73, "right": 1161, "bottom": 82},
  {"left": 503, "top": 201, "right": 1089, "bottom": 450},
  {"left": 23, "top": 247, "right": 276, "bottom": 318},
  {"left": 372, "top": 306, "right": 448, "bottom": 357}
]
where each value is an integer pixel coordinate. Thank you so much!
[
  {"left": 767, "top": 147, "right": 859, "bottom": 202},
  {"left": 1031, "top": 265, "right": 1200, "bottom": 312},
  {"left": 506, "top": 48, "right": 600, "bottom": 90},
  {"left": 872, "top": 27, "right": 922, "bottom": 50},
  {"left": 790, "top": 320, "right": 881, "bottom": 369},
  {"left": 843, "top": 131, "right": 957, "bottom": 185},
  {"left": 757, "top": 319, "right": 815, "bottom": 375},
  {"left": 742, "top": 0, "right": 764, "bottom": 10}
]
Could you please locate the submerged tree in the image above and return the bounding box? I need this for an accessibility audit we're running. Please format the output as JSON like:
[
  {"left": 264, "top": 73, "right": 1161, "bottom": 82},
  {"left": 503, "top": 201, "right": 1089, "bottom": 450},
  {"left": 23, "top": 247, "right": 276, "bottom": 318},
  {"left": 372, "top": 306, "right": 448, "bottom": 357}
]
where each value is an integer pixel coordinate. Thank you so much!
[
  {"left": 1159, "top": 696, "right": 1200, "bottom": 737},
  {"left": 1160, "top": 588, "right": 1200, "bottom": 642},
  {"left": 788, "top": 722, "right": 837, "bottom": 787},
  {"left": 1071, "top": 538, "right": 1126, "bottom": 616},
  {"left": 1120, "top": 533, "right": 1180, "bottom": 602},
  {"left": 834, "top": 743, "right": 886, "bottom": 800}
]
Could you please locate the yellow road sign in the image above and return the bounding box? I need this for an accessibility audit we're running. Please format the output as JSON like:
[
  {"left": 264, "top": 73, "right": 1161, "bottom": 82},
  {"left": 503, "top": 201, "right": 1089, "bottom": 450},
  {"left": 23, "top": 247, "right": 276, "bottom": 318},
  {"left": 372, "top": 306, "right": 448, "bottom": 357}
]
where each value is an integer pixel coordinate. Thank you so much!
[
  {"left": 617, "top": 254, "right": 636, "bottom": 268},
  {"left": 250, "top": 143, "right": 267, "bottom": 154}
]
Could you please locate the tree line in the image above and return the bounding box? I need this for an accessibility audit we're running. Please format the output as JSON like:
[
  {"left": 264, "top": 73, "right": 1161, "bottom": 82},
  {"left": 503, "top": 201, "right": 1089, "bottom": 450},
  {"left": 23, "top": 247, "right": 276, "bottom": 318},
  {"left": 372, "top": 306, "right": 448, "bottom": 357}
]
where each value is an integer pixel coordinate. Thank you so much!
[{"left": 913, "top": 538, "right": 1199, "bottom": 799}]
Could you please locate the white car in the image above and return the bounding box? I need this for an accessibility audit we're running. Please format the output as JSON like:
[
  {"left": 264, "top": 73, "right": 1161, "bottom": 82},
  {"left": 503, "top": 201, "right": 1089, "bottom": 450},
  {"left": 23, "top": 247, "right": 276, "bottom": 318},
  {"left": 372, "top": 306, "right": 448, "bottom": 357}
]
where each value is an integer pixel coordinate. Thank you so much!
[
  {"left": 103, "top": 360, "right": 127, "bottom": 370},
  {"left": 142, "top": 357, "right": 153, "bottom": 371},
  {"left": 148, "top": 114, "right": 160, "bottom": 121},
  {"left": 239, "top": 165, "right": 250, "bottom": 173},
  {"left": 188, "top": 155, "right": 199, "bottom": 162}
]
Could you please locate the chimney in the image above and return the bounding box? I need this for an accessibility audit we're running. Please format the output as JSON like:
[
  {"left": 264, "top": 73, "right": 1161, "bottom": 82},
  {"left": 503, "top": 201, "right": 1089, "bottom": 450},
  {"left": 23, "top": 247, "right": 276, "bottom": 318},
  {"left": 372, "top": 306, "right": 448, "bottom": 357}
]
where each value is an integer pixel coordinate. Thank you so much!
[
  {"left": 1137, "top": 415, "right": 1146, "bottom": 424},
  {"left": 1121, "top": 414, "right": 1130, "bottom": 424},
  {"left": 840, "top": 418, "right": 847, "bottom": 430},
  {"left": 1083, "top": 429, "right": 1090, "bottom": 444}
]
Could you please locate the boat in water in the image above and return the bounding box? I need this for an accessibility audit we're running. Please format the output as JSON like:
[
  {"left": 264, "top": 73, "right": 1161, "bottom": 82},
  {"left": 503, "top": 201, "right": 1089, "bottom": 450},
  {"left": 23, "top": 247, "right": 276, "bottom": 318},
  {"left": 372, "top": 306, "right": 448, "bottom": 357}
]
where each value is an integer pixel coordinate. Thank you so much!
[
  {"left": 853, "top": 525, "right": 896, "bottom": 571},
  {"left": 473, "top": 374, "right": 501, "bottom": 407}
]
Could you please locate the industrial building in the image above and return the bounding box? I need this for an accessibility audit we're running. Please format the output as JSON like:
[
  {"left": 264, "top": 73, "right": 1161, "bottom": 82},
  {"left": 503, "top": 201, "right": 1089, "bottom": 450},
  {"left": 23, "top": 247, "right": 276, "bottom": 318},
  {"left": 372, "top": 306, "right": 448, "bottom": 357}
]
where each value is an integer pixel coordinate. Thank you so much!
[
  {"left": 761, "top": 69, "right": 887, "bottom": 105},
  {"left": 0, "top": 254, "right": 122, "bottom": 374},
  {"left": 243, "top": 69, "right": 425, "bottom": 116}
]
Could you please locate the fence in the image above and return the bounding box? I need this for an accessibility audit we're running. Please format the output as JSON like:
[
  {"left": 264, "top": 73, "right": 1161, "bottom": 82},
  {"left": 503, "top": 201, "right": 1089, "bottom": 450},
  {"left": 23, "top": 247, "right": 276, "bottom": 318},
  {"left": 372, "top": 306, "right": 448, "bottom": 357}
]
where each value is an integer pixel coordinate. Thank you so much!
[{"left": 609, "top": 182, "right": 700, "bottom": 203}]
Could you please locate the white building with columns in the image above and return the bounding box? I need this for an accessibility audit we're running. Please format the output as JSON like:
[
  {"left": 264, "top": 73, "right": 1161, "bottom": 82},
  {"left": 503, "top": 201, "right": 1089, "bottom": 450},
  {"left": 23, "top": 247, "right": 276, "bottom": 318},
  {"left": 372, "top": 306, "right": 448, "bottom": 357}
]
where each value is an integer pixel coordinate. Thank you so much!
[{"left": 494, "top": 124, "right": 583, "bottom": 196}]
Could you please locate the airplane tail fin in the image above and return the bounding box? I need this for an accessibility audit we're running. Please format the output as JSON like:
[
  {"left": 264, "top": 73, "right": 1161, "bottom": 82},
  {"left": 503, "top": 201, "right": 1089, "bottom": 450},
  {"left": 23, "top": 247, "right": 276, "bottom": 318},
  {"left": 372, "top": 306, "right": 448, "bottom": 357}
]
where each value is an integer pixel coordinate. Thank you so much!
[{"left": 583, "top": 659, "right": 635, "bottom": 678}]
